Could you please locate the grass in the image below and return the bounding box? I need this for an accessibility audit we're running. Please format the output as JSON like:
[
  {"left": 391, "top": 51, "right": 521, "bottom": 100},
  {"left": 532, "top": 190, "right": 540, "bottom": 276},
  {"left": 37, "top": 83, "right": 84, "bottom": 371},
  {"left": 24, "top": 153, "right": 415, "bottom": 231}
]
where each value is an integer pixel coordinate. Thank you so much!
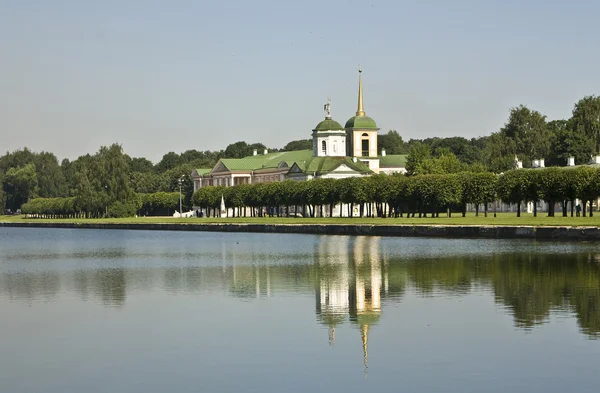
[{"left": 2, "top": 212, "right": 600, "bottom": 227}]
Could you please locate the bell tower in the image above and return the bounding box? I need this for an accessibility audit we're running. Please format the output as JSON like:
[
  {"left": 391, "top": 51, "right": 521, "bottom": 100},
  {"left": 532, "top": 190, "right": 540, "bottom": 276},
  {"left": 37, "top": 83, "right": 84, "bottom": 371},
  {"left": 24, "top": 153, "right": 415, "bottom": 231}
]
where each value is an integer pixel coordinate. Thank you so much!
[{"left": 345, "top": 67, "right": 380, "bottom": 172}]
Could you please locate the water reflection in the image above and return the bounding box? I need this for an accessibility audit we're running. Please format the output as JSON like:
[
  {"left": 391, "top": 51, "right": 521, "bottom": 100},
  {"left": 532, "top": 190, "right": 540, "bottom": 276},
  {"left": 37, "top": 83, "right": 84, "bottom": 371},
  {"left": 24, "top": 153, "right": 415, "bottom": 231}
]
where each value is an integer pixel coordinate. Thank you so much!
[{"left": 1, "top": 233, "right": 600, "bottom": 341}]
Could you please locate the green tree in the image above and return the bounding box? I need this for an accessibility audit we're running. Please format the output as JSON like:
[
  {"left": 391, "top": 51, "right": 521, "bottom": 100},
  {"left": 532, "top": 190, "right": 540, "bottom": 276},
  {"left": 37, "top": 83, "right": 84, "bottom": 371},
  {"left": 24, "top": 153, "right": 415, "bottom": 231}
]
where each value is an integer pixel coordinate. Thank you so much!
[
  {"left": 155, "top": 152, "right": 182, "bottom": 173},
  {"left": 405, "top": 142, "right": 432, "bottom": 176},
  {"left": 130, "top": 157, "right": 154, "bottom": 173},
  {"left": 496, "top": 170, "right": 529, "bottom": 217},
  {"left": 34, "top": 151, "right": 68, "bottom": 198},
  {"left": 2, "top": 163, "right": 38, "bottom": 210},
  {"left": 500, "top": 105, "right": 550, "bottom": 164},
  {"left": 282, "top": 139, "right": 313, "bottom": 151},
  {"left": 547, "top": 119, "right": 593, "bottom": 166},
  {"left": 378, "top": 130, "right": 408, "bottom": 155},
  {"left": 571, "top": 96, "right": 600, "bottom": 153},
  {"left": 460, "top": 172, "right": 497, "bottom": 217},
  {"left": 223, "top": 141, "right": 268, "bottom": 158}
]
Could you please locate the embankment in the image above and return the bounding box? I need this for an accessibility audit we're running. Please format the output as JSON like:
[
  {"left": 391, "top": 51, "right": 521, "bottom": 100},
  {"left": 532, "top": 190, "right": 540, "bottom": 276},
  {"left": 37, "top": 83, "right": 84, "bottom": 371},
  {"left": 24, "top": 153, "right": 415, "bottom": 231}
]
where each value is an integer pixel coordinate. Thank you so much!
[{"left": 2, "top": 221, "right": 600, "bottom": 240}]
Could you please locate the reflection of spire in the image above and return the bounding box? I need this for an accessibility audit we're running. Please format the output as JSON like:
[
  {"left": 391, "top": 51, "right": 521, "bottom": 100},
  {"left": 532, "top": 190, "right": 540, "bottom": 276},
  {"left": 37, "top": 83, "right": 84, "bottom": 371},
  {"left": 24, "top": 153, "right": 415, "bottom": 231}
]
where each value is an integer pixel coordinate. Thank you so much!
[
  {"left": 361, "top": 324, "right": 369, "bottom": 377},
  {"left": 351, "top": 237, "right": 381, "bottom": 377},
  {"left": 329, "top": 326, "right": 335, "bottom": 346},
  {"left": 356, "top": 65, "right": 365, "bottom": 117}
]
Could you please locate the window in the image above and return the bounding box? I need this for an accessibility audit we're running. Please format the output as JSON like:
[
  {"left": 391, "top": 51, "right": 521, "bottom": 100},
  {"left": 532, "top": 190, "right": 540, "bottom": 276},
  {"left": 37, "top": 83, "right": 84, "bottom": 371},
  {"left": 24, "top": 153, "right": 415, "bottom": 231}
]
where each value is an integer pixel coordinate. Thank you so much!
[
  {"left": 361, "top": 139, "right": 369, "bottom": 157},
  {"left": 322, "top": 140, "right": 327, "bottom": 154}
]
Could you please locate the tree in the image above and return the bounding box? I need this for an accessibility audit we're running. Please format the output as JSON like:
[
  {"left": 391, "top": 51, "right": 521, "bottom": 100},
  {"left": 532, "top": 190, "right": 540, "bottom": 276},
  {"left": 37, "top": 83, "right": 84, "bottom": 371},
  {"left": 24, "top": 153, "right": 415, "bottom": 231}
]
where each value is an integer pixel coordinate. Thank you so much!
[
  {"left": 496, "top": 170, "right": 529, "bottom": 217},
  {"left": 34, "top": 151, "right": 68, "bottom": 198},
  {"left": 460, "top": 172, "right": 497, "bottom": 217},
  {"left": 223, "top": 141, "right": 268, "bottom": 158},
  {"left": 571, "top": 96, "right": 600, "bottom": 153},
  {"left": 500, "top": 105, "right": 550, "bottom": 165},
  {"left": 155, "top": 152, "right": 182, "bottom": 173},
  {"left": 425, "top": 136, "right": 482, "bottom": 164},
  {"left": 482, "top": 132, "right": 517, "bottom": 173},
  {"left": 414, "top": 152, "right": 466, "bottom": 175},
  {"left": 378, "top": 130, "right": 408, "bottom": 155},
  {"left": 282, "top": 139, "right": 313, "bottom": 151},
  {"left": 537, "top": 167, "right": 566, "bottom": 217},
  {"left": 405, "top": 142, "right": 432, "bottom": 176},
  {"left": 547, "top": 119, "right": 593, "bottom": 166},
  {"left": 130, "top": 157, "right": 155, "bottom": 173},
  {"left": 2, "top": 163, "right": 38, "bottom": 210}
]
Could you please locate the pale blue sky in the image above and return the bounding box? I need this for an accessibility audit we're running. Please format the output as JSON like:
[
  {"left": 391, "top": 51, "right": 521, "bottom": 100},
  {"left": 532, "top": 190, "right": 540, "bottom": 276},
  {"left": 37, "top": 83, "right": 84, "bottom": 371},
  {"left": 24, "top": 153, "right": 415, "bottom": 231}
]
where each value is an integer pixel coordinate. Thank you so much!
[{"left": 1, "top": 0, "right": 599, "bottom": 162}]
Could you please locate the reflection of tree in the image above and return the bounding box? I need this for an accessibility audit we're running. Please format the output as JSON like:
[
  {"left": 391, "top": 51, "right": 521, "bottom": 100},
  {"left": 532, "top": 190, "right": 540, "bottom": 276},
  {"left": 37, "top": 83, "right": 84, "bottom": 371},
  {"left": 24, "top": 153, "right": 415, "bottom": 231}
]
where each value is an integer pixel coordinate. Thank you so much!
[
  {"left": 94, "top": 268, "right": 126, "bottom": 307},
  {"left": 400, "top": 252, "right": 600, "bottom": 337},
  {"left": 405, "top": 257, "right": 488, "bottom": 296},
  {"left": 0, "top": 272, "right": 60, "bottom": 304}
]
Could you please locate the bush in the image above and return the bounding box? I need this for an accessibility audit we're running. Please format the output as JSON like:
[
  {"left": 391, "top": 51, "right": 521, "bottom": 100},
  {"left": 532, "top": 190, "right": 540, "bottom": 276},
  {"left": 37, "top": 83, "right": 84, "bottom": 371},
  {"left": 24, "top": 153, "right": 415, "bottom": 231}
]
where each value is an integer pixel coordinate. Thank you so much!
[{"left": 107, "top": 201, "right": 138, "bottom": 218}]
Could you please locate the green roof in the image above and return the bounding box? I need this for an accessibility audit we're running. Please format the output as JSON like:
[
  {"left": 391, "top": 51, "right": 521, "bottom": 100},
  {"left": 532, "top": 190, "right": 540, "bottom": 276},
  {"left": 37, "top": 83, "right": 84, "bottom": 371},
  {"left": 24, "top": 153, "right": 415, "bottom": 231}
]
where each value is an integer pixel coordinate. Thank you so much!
[
  {"left": 345, "top": 115, "right": 378, "bottom": 129},
  {"left": 211, "top": 149, "right": 373, "bottom": 176},
  {"left": 194, "top": 168, "right": 212, "bottom": 175},
  {"left": 217, "top": 150, "right": 314, "bottom": 171},
  {"left": 314, "top": 118, "right": 344, "bottom": 131},
  {"left": 295, "top": 156, "right": 372, "bottom": 175},
  {"left": 379, "top": 154, "right": 407, "bottom": 167}
]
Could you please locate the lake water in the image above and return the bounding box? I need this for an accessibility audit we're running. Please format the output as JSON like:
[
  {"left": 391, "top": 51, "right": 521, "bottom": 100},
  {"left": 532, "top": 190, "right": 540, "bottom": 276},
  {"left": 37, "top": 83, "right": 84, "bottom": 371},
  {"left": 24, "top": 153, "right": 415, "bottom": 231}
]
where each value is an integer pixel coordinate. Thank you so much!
[{"left": 1, "top": 228, "right": 600, "bottom": 392}]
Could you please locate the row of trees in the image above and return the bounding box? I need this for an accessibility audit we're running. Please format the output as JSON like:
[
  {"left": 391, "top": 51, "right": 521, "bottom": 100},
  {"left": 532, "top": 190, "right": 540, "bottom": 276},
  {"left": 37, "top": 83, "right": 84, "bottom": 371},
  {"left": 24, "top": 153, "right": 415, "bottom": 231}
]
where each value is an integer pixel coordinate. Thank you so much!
[
  {"left": 21, "top": 191, "right": 182, "bottom": 219},
  {"left": 192, "top": 167, "right": 600, "bottom": 219},
  {"left": 404, "top": 96, "right": 600, "bottom": 175},
  {"left": 4, "top": 95, "right": 600, "bottom": 215}
]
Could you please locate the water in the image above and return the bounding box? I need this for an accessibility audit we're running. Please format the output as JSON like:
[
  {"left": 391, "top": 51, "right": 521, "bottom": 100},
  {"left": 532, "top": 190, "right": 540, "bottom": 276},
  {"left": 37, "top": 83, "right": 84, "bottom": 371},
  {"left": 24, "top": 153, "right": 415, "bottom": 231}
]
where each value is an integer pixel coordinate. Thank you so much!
[{"left": 1, "top": 228, "right": 600, "bottom": 393}]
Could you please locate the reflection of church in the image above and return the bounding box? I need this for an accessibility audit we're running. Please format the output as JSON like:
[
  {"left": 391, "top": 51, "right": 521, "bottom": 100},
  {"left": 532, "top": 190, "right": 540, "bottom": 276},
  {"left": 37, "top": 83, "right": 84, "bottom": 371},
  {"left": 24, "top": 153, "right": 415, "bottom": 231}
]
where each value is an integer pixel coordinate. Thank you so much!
[{"left": 315, "top": 236, "right": 387, "bottom": 374}]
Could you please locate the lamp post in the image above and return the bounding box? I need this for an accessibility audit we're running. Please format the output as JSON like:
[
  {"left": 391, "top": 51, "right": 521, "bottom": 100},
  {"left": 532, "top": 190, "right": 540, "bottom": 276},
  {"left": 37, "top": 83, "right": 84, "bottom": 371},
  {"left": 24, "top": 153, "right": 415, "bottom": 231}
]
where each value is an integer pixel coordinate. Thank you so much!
[{"left": 178, "top": 175, "right": 184, "bottom": 217}]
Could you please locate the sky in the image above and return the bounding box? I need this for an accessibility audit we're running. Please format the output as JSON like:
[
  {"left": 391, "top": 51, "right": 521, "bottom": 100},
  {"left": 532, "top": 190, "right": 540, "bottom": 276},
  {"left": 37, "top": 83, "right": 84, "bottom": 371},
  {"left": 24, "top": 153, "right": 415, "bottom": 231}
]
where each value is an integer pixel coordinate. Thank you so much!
[{"left": 1, "top": 0, "right": 599, "bottom": 163}]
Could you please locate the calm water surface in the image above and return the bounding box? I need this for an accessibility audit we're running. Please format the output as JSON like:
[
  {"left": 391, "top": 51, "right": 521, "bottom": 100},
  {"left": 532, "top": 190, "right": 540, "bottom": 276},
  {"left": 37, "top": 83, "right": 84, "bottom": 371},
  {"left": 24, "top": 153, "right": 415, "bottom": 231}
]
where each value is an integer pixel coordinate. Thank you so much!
[{"left": 1, "top": 228, "right": 600, "bottom": 392}]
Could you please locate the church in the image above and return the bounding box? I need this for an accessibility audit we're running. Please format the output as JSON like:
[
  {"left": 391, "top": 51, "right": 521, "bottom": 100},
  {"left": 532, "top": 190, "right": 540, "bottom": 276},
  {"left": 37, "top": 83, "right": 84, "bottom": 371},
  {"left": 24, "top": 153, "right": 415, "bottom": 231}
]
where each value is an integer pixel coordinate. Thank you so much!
[{"left": 191, "top": 68, "right": 407, "bottom": 192}]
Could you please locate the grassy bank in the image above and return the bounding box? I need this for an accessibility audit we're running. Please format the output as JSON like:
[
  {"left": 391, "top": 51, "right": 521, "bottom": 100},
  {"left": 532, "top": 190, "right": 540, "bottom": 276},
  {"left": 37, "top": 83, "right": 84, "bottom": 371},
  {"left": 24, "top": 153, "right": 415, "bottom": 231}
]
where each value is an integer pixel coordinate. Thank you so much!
[{"left": 2, "top": 213, "right": 600, "bottom": 227}]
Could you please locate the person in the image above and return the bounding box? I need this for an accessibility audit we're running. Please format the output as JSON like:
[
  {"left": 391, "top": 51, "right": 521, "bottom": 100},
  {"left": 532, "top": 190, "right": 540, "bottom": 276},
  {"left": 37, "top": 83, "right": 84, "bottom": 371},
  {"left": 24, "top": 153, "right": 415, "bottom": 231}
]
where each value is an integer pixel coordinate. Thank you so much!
[{"left": 576, "top": 204, "right": 581, "bottom": 217}]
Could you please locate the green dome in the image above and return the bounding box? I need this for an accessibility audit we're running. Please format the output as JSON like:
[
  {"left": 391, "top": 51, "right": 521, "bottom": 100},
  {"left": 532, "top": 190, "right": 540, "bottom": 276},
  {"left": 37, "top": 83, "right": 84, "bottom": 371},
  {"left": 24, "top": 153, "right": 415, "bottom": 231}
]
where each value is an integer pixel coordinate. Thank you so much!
[
  {"left": 345, "top": 115, "right": 378, "bottom": 129},
  {"left": 314, "top": 118, "right": 344, "bottom": 131}
]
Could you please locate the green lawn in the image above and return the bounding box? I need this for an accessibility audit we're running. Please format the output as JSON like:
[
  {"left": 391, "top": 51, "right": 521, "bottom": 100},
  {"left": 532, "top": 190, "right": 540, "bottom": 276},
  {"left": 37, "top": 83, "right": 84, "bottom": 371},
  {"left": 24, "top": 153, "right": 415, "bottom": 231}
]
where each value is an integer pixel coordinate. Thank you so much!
[{"left": 2, "top": 213, "right": 600, "bottom": 227}]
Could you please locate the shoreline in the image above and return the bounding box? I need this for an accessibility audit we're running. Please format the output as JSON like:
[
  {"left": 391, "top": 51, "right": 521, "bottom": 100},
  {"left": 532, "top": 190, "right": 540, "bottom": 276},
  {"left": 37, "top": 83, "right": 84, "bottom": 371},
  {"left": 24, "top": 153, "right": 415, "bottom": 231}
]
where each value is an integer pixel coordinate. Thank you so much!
[{"left": 2, "top": 221, "right": 600, "bottom": 240}]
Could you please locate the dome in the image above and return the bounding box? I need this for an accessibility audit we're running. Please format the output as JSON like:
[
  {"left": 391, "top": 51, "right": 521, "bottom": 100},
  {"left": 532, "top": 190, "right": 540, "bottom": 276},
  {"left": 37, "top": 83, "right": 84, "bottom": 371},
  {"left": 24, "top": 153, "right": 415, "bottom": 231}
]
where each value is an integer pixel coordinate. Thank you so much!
[
  {"left": 314, "top": 118, "right": 344, "bottom": 131},
  {"left": 345, "top": 115, "right": 378, "bottom": 129}
]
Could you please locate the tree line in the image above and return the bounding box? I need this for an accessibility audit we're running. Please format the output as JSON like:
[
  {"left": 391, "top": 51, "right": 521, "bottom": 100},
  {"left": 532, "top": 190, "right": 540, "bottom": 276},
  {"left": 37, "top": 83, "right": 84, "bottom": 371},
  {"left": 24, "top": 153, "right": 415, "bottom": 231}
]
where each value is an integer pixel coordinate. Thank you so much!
[
  {"left": 191, "top": 166, "right": 600, "bottom": 219},
  {"left": 3, "top": 95, "right": 600, "bottom": 217}
]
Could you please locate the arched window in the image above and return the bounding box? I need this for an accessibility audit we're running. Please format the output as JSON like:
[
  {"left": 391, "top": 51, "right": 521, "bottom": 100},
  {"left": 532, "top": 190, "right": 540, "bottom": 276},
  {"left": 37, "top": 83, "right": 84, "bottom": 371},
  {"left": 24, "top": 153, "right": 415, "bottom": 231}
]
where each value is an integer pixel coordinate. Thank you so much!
[
  {"left": 361, "top": 133, "right": 370, "bottom": 156},
  {"left": 322, "top": 140, "right": 327, "bottom": 154}
]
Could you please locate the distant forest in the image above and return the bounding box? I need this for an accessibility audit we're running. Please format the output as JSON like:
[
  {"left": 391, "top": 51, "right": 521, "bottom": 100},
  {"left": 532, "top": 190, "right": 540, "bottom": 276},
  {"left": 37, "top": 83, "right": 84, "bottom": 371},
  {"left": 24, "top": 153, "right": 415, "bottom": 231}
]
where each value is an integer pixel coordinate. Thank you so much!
[{"left": 1, "top": 95, "right": 599, "bottom": 213}]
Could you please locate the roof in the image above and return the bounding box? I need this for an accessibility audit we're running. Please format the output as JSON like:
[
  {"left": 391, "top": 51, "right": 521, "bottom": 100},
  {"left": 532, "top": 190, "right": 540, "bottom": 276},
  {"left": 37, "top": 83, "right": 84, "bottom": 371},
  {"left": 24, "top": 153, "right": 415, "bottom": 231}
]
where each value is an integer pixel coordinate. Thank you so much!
[
  {"left": 194, "top": 168, "right": 212, "bottom": 175},
  {"left": 214, "top": 150, "right": 314, "bottom": 172},
  {"left": 379, "top": 154, "right": 407, "bottom": 167},
  {"left": 345, "top": 115, "right": 378, "bottom": 129},
  {"left": 314, "top": 118, "right": 344, "bottom": 131},
  {"left": 294, "top": 156, "right": 372, "bottom": 175}
]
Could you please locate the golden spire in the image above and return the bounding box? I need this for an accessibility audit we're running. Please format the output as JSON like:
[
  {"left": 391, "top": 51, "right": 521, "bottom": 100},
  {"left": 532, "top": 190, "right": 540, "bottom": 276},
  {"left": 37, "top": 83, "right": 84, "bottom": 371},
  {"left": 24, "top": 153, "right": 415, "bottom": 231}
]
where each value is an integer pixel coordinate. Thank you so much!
[
  {"left": 329, "top": 326, "right": 335, "bottom": 346},
  {"left": 361, "top": 324, "right": 369, "bottom": 377},
  {"left": 356, "top": 65, "right": 365, "bottom": 117}
]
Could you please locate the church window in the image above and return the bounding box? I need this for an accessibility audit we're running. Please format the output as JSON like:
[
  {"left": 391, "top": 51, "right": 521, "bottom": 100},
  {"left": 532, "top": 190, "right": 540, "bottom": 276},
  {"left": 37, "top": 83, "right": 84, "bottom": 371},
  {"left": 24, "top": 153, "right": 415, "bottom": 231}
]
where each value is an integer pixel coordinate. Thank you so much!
[
  {"left": 322, "top": 140, "right": 327, "bottom": 154},
  {"left": 361, "top": 139, "right": 369, "bottom": 157}
]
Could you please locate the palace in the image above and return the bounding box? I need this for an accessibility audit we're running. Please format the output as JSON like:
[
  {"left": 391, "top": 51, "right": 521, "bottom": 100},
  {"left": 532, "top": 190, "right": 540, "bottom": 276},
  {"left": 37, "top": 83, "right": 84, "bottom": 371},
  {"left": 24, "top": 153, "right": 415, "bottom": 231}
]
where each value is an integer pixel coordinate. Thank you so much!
[{"left": 191, "top": 68, "right": 407, "bottom": 192}]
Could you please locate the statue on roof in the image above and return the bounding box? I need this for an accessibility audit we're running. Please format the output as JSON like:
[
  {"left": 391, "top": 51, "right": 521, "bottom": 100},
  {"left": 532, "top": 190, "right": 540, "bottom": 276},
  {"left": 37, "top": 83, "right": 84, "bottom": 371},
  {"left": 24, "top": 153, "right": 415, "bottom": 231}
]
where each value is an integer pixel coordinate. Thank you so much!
[{"left": 324, "top": 97, "right": 331, "bottom": 118}]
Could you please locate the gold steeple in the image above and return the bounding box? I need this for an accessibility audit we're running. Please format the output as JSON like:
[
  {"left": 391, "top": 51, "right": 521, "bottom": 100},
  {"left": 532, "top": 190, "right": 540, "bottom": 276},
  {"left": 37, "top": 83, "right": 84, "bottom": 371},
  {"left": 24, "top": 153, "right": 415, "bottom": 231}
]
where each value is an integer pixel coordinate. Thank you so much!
[
  {"left": 356, "top": 65, "right": 365, "bottom": 117},
  {"left": 361, "top": 324, "right": 369, "bottom": 377},
  {"left": 329, "top": 326, "right": 335, "bottom": 346}
]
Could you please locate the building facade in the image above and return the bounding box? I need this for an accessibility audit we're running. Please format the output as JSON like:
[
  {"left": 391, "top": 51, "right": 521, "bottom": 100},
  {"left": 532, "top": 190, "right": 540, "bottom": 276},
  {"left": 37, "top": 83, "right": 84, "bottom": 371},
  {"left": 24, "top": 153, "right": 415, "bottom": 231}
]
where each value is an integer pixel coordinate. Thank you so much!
[{"left": 191, "top": 68, "right": 407, "bottom": 194}]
